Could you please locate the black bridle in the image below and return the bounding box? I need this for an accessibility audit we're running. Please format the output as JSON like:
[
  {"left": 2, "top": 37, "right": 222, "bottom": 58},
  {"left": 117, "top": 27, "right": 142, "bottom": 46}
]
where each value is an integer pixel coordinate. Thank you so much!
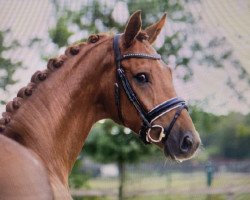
[{"left": 113, "top": 34, "right": 188, "bottom": 144}]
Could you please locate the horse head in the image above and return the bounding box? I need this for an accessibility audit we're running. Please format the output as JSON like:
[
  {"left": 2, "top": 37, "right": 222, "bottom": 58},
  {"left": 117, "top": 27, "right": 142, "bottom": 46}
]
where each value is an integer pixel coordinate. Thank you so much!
[{"left": 102, "top": 11, "right": 201, "bottom": 161}]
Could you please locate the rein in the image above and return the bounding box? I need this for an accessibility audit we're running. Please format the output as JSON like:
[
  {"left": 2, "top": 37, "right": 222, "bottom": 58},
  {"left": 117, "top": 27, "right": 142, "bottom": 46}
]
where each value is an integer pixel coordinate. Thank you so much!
[{"left": 113, "top": 34, "right": 188, "bottom": 144}]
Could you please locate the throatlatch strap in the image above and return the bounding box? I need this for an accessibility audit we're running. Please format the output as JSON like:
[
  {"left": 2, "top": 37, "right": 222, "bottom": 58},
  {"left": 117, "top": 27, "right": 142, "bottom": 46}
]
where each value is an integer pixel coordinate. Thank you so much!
[{"left": 117, "top": 68, "right": 150, "bottom": 127}]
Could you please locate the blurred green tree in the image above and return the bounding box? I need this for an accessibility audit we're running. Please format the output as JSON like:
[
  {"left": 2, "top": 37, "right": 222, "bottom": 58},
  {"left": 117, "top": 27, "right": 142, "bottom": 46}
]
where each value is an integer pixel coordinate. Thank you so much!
[
  {"left": 47, "top": 0, "right": 250, "bottom": 108},
  {"left": 49, "top": 0, "right": 249, "bottom": 91},
  {"left": 190, "top": 107, "right": 250, "bottom": 159},
  {"left": 216, "top": 112, "right": 250, "bottom": 159},
  {"left": 83, "top": 120, "right": 158, "bottom": 200},
  {"left": 0, "top": 29, "right": 22, "bottom": 104},
  {"left": 49, "top": 16, "right": 73, "bottom": 48},
  {"left": 69, "top": 158, "right": 89, "bottom": 189}
]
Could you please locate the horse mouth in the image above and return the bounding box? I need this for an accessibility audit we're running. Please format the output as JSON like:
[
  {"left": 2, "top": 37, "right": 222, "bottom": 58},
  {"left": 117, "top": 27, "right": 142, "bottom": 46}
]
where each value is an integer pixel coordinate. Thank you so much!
[
  {"left": 163, "top": 143, "right": 177, "bottom": 160},
  {"left": 164, "top": 145, "right": 191, "bottom": 162}
]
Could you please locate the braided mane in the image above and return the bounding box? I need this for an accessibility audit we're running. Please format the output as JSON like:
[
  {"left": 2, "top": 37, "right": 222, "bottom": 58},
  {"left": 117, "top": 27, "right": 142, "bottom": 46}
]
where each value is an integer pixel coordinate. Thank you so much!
[{"left": 0, "top": 34, "right": 105, "bottom": 135}]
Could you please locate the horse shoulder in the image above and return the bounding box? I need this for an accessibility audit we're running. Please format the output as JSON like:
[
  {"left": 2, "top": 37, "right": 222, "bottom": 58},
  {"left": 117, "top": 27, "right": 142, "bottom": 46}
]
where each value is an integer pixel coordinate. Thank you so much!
[{"left": 0, "top": 135, "right": 53, "bottom": 200}]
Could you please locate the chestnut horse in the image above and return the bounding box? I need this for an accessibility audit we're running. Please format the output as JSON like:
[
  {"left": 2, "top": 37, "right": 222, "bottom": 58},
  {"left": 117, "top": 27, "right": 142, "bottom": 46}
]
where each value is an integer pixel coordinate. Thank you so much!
[{"left": 0, "top": 11, "right": 200, "bottom": 199}]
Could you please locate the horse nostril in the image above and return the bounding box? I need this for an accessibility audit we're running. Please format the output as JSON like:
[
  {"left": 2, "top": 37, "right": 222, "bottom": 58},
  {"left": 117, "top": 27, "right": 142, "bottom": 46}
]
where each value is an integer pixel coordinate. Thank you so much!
[{"left": 180, "top": 135, "right": 193, "bottom": 153}]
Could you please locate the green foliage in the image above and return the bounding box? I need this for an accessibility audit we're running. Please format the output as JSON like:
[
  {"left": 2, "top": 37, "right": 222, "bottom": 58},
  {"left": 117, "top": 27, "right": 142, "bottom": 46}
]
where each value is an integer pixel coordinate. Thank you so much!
[
  {"left": 191, "top": 107, "right": 250, "bottom": 159},
  {"left": 190, "top": 106, "right": 221, "bottom": 147},
  {"left": 83, "top": 120, "right": 158, "bottom": 164},
  {"left": 78, "top": 119, "right": 160, "bottom": 198},
  {"left": 0, "top": 30, "right": 22, "bottom": 91},
  {"left": 215, "top": 113, "right": 250, "bottom": 159},
  {"left": 83, "top": 120, "right": 159, "bottom": 199},
  {"left": 73, "top": 197, "right": 108, "bottom": 200},
  {"left": 69, "top": 158, "right": 89, "bottom": 189},
  {"left": 49, "top": 16, "right": 73, "bottom": 47},
  {"left": 48, "top": 0, "right": 249, "bottom": 91},
  {"left": 128, "top": 194, "right": 226, "bottom": 200},
  {"left": 237, "top": 123, "right": 250, "bottom": 136}
]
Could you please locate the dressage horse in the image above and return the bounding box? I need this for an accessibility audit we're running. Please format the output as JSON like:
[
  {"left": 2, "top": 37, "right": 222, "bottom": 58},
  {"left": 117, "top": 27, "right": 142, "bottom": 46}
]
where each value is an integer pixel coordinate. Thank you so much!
[{"left": 0, "top": 11, "right": 201, "bottom": 199}]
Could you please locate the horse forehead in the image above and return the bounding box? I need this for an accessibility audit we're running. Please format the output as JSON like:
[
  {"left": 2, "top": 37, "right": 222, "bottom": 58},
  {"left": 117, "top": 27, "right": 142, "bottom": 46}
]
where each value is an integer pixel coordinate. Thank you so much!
[
  {"left": 124, "top": 40, "right": 156, "bottom": 54},
  {"left": 123, "top": 57, "right": 161, "bottom": 74}
]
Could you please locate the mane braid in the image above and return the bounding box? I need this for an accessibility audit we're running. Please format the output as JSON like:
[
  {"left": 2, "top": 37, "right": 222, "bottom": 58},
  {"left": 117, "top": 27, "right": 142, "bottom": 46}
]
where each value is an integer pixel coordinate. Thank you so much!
[{"left": 0, "top": 34, "right": 105, "bottom": 135}]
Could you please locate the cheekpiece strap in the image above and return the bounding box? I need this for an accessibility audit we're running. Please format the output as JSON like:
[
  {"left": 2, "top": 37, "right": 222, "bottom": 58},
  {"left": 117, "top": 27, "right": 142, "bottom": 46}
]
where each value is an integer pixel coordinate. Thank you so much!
[
  {"left": 114, "top": 34, "right": 122, "bottom": 65},
  {"left": 163, "top": 104, "right": 188, "bottom": 141},
  {"left": 113, "top": 34, "right": 160, "bottom": 128}
]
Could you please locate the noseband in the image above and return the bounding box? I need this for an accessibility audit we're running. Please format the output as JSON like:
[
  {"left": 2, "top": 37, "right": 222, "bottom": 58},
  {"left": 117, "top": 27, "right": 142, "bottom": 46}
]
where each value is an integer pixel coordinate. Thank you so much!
[{"left": 113, "top": 34, "right": 188, "bottom": 144}]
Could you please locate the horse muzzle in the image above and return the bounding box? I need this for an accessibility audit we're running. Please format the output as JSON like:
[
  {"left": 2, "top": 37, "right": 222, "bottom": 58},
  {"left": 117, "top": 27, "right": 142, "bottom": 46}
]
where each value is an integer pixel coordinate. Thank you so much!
[{"left": 163, "top": 130, "right": 201, "bottom": 161}]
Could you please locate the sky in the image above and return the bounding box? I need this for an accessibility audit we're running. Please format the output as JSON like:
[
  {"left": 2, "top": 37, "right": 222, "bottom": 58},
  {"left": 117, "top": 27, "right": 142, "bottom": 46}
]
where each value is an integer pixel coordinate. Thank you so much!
[{"left": 0, "top": 0, "right": 249, "bottom": 115}]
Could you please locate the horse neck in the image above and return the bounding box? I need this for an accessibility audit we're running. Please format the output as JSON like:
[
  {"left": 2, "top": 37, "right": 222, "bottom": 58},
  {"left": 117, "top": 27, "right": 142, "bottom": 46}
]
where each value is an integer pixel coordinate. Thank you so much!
[{"left": 5, "top": 37, "right": 113, "bottom": 184}]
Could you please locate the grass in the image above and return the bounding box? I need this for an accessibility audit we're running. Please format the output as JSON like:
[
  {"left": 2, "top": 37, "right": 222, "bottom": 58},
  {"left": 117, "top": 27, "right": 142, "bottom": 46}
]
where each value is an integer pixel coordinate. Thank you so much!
[
  {"left": 127, "top": 194, "right": 226, "bottom": 200},
  {"left": 127, "top": 193, "right": 250, "bottom": 200},
  {"left": 73, "top": 171, "right": 250, "bottom": 199},
  {"left": 88, "top": 171, "right": 250, "bottom": 191},
  {"left": 73, "top": 193, "right": 250, "bottom": 200}
]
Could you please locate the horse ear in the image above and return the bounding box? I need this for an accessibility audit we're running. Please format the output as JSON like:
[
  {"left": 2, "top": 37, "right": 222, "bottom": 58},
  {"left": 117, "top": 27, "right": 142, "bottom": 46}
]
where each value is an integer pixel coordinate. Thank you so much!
[
  {"left": 145, "top": 13, "right": 167, "bottom": 44},
  {"left": 123, "top": 10, "right": 142, "bottom": 47}
]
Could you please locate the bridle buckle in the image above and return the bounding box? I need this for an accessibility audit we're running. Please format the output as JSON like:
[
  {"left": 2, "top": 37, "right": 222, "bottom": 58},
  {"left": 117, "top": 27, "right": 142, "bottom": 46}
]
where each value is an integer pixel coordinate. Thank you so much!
[{"left": 146, "top": 125, "right": 165, "bottom": 143}]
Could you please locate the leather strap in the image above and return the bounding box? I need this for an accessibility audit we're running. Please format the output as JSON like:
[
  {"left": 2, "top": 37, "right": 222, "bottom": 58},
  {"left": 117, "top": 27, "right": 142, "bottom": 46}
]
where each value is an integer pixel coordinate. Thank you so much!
[
  {"left": 164, "top": 104, "right": 188, "bottom": 141},
  {"left": 146, "top": 98, "right": 186, "bottom": 122}
]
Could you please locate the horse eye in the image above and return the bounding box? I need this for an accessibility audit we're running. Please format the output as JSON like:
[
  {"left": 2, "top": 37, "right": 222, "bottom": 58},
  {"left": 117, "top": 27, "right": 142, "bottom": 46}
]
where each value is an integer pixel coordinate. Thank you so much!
[{"left": 134, "top": 73, "right": 149, "bottom": 83}]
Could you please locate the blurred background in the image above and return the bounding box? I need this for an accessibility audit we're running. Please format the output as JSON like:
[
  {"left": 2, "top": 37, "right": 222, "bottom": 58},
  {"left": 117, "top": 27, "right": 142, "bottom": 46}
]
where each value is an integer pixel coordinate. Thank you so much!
[{"left": 0, "top": 0, "right": 250, "bottom": 199}]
